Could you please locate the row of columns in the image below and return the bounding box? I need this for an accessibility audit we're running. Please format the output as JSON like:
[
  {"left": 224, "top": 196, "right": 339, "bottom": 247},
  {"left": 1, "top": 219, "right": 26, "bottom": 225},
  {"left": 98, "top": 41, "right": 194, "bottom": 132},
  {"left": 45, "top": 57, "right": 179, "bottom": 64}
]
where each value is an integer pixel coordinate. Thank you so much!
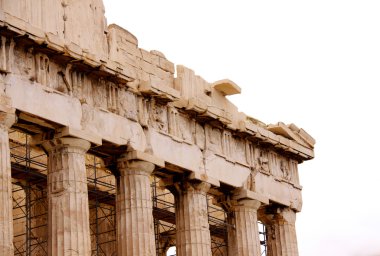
[{"left": 0, "top": 112, "right": 299, "bottom": 256}]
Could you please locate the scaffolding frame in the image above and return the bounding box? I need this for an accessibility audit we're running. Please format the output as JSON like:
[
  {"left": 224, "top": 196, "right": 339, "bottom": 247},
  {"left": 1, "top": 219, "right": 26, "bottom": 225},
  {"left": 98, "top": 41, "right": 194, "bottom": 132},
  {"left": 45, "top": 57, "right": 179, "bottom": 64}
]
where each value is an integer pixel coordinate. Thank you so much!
[{"left": 9, "top": 129, "right": 265, "bottom": 256}]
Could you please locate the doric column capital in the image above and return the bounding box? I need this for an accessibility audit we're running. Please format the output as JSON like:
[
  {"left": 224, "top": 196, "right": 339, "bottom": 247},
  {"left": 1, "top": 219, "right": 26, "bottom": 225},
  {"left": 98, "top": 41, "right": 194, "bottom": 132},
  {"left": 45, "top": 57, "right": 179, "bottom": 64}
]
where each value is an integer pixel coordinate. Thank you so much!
[
  {"left": 260, "top": 205, "right": 297, "bottom": 225},
  {"left": 41, "top": 137, "right": 91, "bottom": 153},
  {"left": 183, "top": 180, "right": 211, "bottom": 193},
  {"left": 274, "top": 207, "right": 297, "bottom": 223},
  {"left": 165, "top": 179, "right": 211, "bottom": 196},
  {"left": 0, "top": 112, "right": 16, "bottom": 131},
  {"left": 232, "top": 198, "right": 261, "bottom": 210},
  {"left": 117, "top": 157, "right": 155, "bottom": 176}
]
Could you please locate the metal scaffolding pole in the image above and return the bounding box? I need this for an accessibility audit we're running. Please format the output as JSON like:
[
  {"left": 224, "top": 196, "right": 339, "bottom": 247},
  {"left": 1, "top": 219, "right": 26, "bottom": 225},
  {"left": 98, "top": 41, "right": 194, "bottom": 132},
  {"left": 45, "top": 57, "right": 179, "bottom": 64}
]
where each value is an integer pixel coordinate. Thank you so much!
[{"left": 9, "top": 129, "right": 266, "bottom": 256}]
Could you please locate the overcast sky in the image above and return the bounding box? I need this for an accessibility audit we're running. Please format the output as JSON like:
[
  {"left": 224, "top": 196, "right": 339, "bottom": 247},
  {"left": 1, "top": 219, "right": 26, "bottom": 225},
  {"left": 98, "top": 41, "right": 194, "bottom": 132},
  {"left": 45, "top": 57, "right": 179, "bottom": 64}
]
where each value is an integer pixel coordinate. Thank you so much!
[{"left": 103, "top": 1, "right": 380, "bottom": 255}]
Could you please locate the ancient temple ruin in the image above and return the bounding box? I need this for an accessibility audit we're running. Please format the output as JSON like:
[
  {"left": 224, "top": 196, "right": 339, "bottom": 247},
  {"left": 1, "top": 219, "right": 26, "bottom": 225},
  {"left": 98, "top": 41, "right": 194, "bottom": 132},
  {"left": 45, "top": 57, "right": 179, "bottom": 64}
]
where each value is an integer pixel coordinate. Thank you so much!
[{"left": 0, "top": 1, "right": 315, "bottom": 255}]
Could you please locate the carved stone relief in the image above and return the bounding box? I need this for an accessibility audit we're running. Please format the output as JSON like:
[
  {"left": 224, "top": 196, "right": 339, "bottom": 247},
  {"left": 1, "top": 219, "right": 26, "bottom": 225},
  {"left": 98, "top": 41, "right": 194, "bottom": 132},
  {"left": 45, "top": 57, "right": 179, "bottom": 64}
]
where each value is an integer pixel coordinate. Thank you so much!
[
  {"left": 137, "top": 96, "right": 149, "bottom": 127},
  {"left": 168, "top": 106, "right": 180, "bottom": 138},
  {"left": 257, "top": 150, "right": 270, "bottom": 174},
  {"left": 70, "top": 69, "right": 85, "bottom": 99},
  {"left": 234, "top": 137, "right": 247, "bottom": 164},
  {"left": 222, "top": 130, "right": 232, "bottom": 159},
  {"left": 195, "top": 123, "right": 205, "bottom": 150},
  {"left": 118, "top": 89, "right": 138, "bottom": 121},
  {"left": 150, "top": 99, "right": 168, "bottom": 133},
  {"left": 23, "top": 47, "right": 35, "bottom": 80},
  {"left": 167, "top": 108, "right": 193, "bottom": 143},
  {"left": 206, "top": 125, "right": 222, "bottom": 154},
  {"left": 280, "top": 158, "right": 291, "bottom": 181},
  {"left": 107, "top": 82, "right": 119, "bottom": 113},
  {"left": 93, "top": 78, "right": 108, "bottom": 109},
  {"left": 0, "top": 36, "right": 14, "bottom": 73},
  {"left": 178, "top": 114, "right": 194, "bottom": 143},
  {"left": 289, "top": 159, "right": 299, "bottom": 185},
  {"left": 35, "top": 53, "right": 49, "bottom": 86}
]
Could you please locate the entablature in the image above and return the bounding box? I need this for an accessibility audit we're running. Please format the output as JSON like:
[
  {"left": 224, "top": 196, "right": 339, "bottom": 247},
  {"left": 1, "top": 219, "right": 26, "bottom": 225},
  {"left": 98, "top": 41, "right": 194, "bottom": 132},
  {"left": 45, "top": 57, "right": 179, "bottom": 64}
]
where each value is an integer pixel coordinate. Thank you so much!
[{"left": 0, "top": 2, "right": 314, "bottom": 212}]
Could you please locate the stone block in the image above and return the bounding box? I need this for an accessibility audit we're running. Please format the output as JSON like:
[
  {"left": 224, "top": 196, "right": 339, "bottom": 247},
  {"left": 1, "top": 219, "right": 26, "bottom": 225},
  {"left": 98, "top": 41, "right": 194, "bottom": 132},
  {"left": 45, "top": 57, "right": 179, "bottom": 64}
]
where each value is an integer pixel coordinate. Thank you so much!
[
  {"left": 158, "top": 57, "right": 175, "bottom": 74},
  {"left": 189, "top": 171, "right": 220, "bottom": 187},
  {"left": 140, "top": 48, "right": 153, "bottom": 63},
  {"left": 150, "top": 50, "right": 166, "bottom": 59},
  {"left": 46, "top": 32, "right": 65, "bottom": 52},
  {"left": 64, "top": 42, "right": 83, "bottom": 59},
  {"left": 108, "top": 24, "right": 138, "bottom": 45},
  {"left": 232, "top": 188, "right": 269, "bottom": 204},
  {"left": 55, "top": 126, "right": 102, "bottom": 145},
  {"left": 212, "top": 79, "right": 241, "bottom": 95},
  {"left": 125, "top": 150, "right": 165, "bottom": 167}
]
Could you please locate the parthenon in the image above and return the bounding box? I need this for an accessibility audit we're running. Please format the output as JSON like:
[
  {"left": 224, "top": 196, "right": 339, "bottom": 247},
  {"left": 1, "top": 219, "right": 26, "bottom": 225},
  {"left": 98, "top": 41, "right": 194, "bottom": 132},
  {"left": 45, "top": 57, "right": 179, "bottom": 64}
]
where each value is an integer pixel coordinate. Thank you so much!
[{"left": 0, "top": 1, "right": 315, "bottom": 255}]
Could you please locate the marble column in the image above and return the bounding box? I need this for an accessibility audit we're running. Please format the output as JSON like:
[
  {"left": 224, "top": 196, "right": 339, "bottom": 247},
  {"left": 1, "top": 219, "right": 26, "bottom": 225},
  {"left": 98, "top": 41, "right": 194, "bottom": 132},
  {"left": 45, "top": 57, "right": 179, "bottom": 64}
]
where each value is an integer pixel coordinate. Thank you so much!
[
  {"left": 0, "top": 111, "right": 15, "bottom": 255},
  {"left": 266, "top": 207, "right": 299, "bottom": 256},
  {"left": 42, "top": 137, "right": 91, "bottom": 256},
  {"left": 227, "top": 199, "right": 261, "bottom": 256},
  {"left": 116, "top": 158, "right": 156, "bottom": 256},
  {"left": 172, "top": 180, "right": 212, "bottom": 256}
]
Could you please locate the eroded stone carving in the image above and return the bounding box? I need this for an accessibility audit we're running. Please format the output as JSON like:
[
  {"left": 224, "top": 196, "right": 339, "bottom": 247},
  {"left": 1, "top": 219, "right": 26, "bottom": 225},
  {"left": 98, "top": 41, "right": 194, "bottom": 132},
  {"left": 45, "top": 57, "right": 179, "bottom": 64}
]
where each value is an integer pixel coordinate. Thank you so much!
[
  {"left": 258, "top": 150, "right": 270, "bottom": 174},
  {"left": 0, "top": 36, "right": 14, "bottom": 74},
  {"left": 195, "top": 123, "right": 205, "bottom": 150},
  {"left": 168, "top": 106, "right": 180, "bottom": 138},
  {"left": 150, "top": 99, "right": 168, "bottom": 132},
  {"left": 206, "top": 125, "right": 222, "bottom": 154},
  {"left": 35, "top": 53, "right": 49, "bottom": 86},
  {"left": 107, "top": 82, "right": 119, "bottom": 113},
  {"left": 280, "top": 158, "right": 291, "bottom": 181},
  {"left": 222, "top": 130, "right": 233, "bottom": 159},
  {"left": 118, "top": 88, "right": 138, "bottom": 121},
  {"left": 93, "top": 78, "right": 108, "bottom": 109}
]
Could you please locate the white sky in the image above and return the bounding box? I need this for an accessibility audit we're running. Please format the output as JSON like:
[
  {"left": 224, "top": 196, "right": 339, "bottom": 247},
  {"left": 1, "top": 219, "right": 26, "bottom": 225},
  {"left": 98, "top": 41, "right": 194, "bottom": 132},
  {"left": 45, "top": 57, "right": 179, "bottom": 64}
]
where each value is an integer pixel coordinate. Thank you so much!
[{"left": 103, "top": 1, "right": 380, "bottom": 255}]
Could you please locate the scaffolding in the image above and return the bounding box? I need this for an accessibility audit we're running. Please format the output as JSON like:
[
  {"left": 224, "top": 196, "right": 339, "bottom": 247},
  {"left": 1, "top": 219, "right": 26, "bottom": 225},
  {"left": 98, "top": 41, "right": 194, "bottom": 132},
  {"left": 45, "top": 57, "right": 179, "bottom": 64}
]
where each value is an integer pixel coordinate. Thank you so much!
[{"left": 9, "top": 129, "right": 266, "bottom": 256}]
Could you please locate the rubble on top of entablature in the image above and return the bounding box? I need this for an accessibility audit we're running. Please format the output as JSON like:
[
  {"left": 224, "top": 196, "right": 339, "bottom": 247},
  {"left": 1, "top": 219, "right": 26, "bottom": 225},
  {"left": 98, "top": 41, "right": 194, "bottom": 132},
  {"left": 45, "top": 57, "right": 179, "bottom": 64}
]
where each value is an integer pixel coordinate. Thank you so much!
[
  {"left": 0, "top": 0, "right": 315, "bottom": 161},
  {"left": 267, "top": 122, "right": 315, "bottom": 149},
  {"left": 211, "top": 79, "right": 241, "bottom": 96}
]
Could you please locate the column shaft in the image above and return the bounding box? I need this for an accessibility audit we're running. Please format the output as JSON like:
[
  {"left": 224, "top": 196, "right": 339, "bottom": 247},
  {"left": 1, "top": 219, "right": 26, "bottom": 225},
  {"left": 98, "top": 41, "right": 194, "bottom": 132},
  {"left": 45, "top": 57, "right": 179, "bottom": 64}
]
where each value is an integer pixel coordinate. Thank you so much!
[
  {"left": 0, "top": 122, "right": 14, "bottom": 255},
  {"left": 43, "top": 138, "right": 91, "bottom": 256},
  {"left": 266, "top": 208, "right": 298, "bottom": 256},
  {"left": 227, "top": 199, "right": 261, "bottom": 256},
  {"left": 174, "top": 181, "right": 212, "bottom": 256},
  {"left": 116, "top": 159, "right": 156, "bottom": 256}
]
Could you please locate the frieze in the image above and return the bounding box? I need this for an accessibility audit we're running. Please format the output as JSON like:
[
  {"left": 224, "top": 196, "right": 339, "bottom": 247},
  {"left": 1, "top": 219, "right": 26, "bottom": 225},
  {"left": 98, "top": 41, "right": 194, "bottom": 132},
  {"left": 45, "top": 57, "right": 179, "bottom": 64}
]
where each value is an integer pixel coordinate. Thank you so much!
[{"left": 0, "top": 28, "right": 311, "bottom": 190}]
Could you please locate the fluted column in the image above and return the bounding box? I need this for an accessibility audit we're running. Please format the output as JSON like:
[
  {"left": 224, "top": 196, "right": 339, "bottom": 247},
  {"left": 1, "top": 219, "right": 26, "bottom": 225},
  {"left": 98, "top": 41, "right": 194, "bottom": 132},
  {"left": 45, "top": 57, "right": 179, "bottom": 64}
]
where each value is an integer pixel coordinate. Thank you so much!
[
  {"left": 116, "top": 158, "right": 156, "bottom": 256},
  {"left": 172, "top": 180, "right": 212, "bottom": 256},
  {"left": 0, "top": 111, "right": 16, "bottom": 255},
  {"left": 42, "top": 137, "right": 91, "bottom": 256},
  {"left": 266, "top": 207, "right": 298, "bottom": 256},
  {"left": 227, "top": 199, "right": 261, "bottom": 256}
]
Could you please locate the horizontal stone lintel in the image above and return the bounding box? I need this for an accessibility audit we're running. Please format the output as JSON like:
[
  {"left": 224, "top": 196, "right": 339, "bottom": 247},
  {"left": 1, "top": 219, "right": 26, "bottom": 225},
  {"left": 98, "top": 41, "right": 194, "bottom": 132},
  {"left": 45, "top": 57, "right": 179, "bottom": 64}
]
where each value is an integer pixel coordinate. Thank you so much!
[{"left": 0, "top": 11, "right": 314, "bottom": 161}]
